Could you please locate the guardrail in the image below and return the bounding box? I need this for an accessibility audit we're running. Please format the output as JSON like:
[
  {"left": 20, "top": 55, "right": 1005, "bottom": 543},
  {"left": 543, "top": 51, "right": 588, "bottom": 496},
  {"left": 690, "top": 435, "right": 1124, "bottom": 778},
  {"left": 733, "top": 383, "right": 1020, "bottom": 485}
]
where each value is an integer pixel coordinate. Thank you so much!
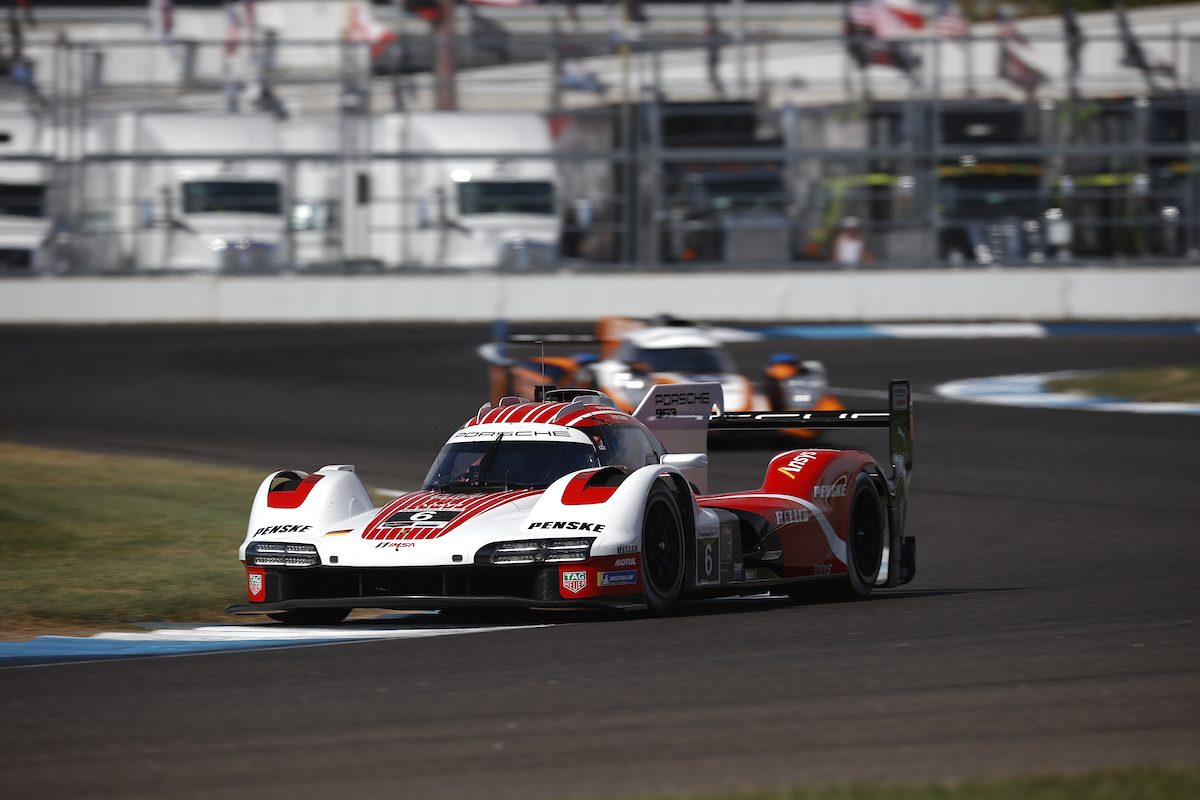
[{"left": 2, "top": 267, "right": 1197, "bottom": 324}]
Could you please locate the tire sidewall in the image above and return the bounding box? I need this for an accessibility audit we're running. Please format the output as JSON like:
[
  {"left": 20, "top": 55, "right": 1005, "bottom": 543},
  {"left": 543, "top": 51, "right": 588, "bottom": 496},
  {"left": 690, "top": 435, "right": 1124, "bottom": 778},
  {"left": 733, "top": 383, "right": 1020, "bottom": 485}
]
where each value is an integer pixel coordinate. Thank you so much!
[
  {"left": 641, "top": 485, "right": 685, "bottom": 613},
  {"left": 844, "top": 471, "right": 885, "bottom": 597}
]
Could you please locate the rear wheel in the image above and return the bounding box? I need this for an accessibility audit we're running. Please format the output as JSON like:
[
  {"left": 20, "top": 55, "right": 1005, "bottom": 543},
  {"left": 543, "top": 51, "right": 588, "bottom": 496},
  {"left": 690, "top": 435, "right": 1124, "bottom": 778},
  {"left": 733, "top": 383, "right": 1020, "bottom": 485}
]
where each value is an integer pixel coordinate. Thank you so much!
[
  {"left": 641, "top": 485, "right": 685, "bottom": 614},
  {"left": 788, "top": 471, "right": 884, "bottom": 601},
  {"left": 844, "top": 471, "right": 885, "bottom": 597},
  {"left": 268, "top": 608, "right": 350, "bottom": 626}
]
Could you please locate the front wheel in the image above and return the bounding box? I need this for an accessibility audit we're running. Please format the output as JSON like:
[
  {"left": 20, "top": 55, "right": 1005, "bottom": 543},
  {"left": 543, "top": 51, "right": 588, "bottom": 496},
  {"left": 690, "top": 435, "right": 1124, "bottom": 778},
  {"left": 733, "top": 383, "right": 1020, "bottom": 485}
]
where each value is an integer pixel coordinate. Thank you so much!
[
  {"left": 641, "top": 485, "right": 685, "bottom": 614},
  {"left": 268, "top": 608, "right": 351, "bottom": 626}
]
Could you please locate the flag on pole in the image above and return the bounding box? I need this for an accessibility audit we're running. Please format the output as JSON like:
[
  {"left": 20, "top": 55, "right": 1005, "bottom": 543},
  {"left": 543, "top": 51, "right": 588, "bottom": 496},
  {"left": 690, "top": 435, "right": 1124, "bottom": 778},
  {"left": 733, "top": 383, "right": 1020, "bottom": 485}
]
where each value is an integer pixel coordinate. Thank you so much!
[
  {"left": 149, "top": 0, "right": 173, "bottom": 41},
  {"left": 934, "top": 0, "right": 969, "bottom": 41},
  {"left": 867, "top": 0, "right": 925, "bottom": 40},
  {"left": 995, "top": 8, "right": 1027, "bottom": 45},
  {"left": 242, "top": 0, "right": 257, "bottom": 38},
  {"left": 879, "top": 0, "right": 924, "bottom": 31},
  {"left": 1115, "top": 0, "right": 1175, "bottom": 79},
  {"left": 845, "top": 1, "right": 921, "bottom": 74},
  {"left": 403, "top": 0, "right": 443, "bottom": 25},
  {"left": 1060, "top": 0, "right": 1084, "bottom": 74},
  {"left": 995, "top": 10, "right": 1046, "bottom": 94},
  {"left": 1060, "top": 0, "right": 1084, "bottom": 98},
  {"left": 223, "top": 2, "right": 241, "bottom": 56},
  {"left": 469, "top": 6, "right": 510, "bottom": 63},
  {"left": 346, "top": 0, "right": 398, "bottom": 57}
]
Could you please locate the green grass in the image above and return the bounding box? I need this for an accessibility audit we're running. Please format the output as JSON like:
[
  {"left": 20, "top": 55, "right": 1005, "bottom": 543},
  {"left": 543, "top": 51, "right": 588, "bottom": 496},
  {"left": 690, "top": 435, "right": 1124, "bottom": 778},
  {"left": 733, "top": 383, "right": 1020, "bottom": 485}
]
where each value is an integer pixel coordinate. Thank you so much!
[
  {"left": 634, "top": 765, "right": 1200, "bottom": 800},
  {"left": 1045, "top": 366, "right": 1200, "bottom": 404},
  {"left": 0, "top": 442, "right": 267, "bottom": 631}
]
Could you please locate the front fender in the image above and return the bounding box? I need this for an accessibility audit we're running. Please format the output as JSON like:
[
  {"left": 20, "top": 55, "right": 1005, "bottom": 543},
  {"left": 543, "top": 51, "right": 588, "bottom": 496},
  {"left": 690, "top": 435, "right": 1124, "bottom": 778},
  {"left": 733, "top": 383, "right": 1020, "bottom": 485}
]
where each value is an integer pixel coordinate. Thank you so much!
[
  {"left": 242, "top": 465, "right": 374, "bottom": 558},
  {"left": 530, "top": 464, "right": 698, "bottom": 556}
]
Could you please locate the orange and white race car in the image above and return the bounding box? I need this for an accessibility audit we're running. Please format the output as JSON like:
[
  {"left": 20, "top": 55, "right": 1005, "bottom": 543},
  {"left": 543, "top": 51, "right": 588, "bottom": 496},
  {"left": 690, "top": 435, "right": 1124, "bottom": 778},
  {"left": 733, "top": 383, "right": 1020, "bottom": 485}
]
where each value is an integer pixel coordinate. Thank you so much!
[{"left": 479, "top": 317, "right": 843, "bottom": 433}]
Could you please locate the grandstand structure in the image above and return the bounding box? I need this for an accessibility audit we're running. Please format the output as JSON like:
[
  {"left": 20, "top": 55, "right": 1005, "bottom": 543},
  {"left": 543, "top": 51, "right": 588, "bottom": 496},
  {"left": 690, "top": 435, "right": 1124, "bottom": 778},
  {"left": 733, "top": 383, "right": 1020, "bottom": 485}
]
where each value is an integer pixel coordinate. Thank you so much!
[{"left": 0, "top": 1, "right": 1196, "bottom": 271}]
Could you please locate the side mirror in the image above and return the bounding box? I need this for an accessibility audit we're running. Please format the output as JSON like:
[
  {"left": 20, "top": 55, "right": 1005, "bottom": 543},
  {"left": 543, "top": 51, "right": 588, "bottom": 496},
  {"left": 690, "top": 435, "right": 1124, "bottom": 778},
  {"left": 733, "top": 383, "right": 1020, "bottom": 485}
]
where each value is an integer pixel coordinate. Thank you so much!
[{"left": 660, "top": 453, "right": 708, "bottom": 470}]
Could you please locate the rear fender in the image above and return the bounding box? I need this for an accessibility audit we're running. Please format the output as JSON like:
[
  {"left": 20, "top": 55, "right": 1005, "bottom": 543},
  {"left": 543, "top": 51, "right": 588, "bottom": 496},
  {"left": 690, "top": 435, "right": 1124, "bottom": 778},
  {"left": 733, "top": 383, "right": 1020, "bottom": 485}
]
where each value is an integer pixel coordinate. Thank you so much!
[{"left": 761, "top": 448, "right": 877, "bottom": 568}]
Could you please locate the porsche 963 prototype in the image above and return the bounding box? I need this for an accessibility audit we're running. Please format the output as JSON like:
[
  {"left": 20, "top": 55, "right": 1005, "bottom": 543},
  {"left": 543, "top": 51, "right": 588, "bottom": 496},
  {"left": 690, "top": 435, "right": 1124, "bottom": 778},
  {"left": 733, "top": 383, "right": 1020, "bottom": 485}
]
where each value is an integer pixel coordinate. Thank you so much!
[{"left": 228, "top": 381, "right": 915, "bottom": 623}]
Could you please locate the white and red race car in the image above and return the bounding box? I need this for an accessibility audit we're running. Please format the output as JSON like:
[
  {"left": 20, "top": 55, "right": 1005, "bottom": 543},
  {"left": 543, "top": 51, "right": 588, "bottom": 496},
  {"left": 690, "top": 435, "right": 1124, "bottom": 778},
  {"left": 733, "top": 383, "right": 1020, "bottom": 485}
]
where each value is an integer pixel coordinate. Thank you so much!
[{"left": 228, "top": 382, "right": 915, "bottom": 623}]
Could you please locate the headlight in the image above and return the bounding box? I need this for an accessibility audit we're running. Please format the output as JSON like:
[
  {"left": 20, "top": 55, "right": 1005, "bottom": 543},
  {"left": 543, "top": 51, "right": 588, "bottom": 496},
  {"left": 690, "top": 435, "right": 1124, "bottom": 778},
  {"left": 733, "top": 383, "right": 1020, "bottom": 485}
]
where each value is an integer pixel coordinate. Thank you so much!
[
  {"left": 489, "top": 538, "right": 594, "bottom": 565},
  {"left": 611, "top": 373, "right": 651, "bottom": 405},
  {"left": 785, "top": 378, "right": 820, "bottom": 408},
  {"left": 246, "top": 541, "right": 320, "bottom": 568}
]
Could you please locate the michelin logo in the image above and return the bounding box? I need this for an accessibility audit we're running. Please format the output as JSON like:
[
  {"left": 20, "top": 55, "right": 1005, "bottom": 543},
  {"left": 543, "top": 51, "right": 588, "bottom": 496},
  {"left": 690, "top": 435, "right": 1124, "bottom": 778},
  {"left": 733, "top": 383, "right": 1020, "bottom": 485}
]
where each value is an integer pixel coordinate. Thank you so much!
[{"left": 598, "top": 570, "right": 639, "bottom": 587}]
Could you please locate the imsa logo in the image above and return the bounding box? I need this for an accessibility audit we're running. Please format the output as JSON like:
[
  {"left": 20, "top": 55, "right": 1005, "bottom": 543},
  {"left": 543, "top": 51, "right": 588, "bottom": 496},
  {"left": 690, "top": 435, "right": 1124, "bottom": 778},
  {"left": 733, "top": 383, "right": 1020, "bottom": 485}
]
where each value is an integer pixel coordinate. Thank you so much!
[{"left": 561, "top": 570, "right": 588, "bottom": 594}]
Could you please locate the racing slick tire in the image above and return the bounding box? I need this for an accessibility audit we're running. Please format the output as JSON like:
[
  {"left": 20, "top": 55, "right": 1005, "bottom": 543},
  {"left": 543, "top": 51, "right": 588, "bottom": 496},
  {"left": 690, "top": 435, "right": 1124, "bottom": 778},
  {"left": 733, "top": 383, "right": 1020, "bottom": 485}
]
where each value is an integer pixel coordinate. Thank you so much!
[
  {"left": 641, "top": 484, "right": 685, "bottom": 614},
  {"left": 268, "top": 608, "right": 351, "bottom": 626},
  {"left": 843, "top": 471, "right": 885, "bottom": 598},
  {"left": 788, "top": 471, "right": 884, "bottom": 602}
]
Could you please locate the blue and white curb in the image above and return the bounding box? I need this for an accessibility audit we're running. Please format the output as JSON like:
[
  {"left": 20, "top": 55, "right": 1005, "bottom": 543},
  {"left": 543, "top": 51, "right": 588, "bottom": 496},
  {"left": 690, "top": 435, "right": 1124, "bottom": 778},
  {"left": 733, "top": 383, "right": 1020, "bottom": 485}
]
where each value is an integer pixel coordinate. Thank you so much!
[
  {"left": 0, "top": 619, "right": 547, "bottom": 668},
  {"left": 936, "top": 371, "right": 1200, "bottom": 415},
  {"left": 754, "top": 322, "right": 1200, "bottom": 340}
]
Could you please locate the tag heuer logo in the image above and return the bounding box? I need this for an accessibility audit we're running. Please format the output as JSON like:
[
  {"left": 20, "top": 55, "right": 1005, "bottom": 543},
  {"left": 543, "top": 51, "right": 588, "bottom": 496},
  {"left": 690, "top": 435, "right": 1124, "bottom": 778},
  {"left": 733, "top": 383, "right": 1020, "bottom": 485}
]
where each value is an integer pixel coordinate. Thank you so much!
[
  {"left": 248, "top": 573, "right": 263, "bottom": 594},
  {"left": 561, "top": 570, "right": 587, "bottom": 594}
]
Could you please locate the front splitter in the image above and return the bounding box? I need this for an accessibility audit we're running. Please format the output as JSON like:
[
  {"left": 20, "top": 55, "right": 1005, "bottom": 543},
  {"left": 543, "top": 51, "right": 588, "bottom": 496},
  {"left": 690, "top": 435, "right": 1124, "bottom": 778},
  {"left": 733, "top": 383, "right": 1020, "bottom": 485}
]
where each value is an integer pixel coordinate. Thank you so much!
[{"left": 226, "top": 593, "right": 642, "bottom": 615}]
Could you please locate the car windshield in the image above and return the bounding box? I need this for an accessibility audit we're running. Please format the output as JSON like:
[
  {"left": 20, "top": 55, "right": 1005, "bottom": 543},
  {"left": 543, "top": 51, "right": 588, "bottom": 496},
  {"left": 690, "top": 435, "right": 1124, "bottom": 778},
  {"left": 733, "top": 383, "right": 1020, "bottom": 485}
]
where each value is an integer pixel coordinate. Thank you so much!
[
  {"left": 458, "top": 181, "right": 556, "bottom": 215},
  {"left": 636, "top": 346, "right": 733, "bottom": 375},
  {"left": 423, "top": 436, "right": 600, "bottom": 492},
  {"left": 182, "top": 181, "right": 282, "bottom": 215},
  {"left": 0, "top": 183, "right": 46, "bottom": 217}
]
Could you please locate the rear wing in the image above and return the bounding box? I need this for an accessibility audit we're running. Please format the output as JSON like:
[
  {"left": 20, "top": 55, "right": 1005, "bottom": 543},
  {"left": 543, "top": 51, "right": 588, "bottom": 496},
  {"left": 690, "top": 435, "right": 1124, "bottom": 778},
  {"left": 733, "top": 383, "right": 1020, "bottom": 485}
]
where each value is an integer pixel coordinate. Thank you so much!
[
  {"left": 710, "top": 379, "right": 913, "bottom": 476},
  {"left": 634, "top": 380, "right": 913, "bottom": 532}
]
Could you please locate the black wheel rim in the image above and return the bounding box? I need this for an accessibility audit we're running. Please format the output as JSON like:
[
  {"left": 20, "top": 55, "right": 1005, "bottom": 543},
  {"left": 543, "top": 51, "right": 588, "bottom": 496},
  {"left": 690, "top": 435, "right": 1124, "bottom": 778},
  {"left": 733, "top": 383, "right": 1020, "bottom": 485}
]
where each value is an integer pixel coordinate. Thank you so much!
[
  {"left": 644, "top": 499, "right": 682, "bottom": 597},
  {"left": 851, "top": 495, "right": 882, "bottom": 584}
]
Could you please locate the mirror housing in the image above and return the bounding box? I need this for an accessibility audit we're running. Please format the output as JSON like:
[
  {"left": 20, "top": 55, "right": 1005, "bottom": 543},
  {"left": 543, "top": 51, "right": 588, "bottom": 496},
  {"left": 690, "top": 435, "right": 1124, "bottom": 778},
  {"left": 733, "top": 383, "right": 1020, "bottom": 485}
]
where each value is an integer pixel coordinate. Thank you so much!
[{"left": 660, "top": 453, "right": 708, "bottom": 470}]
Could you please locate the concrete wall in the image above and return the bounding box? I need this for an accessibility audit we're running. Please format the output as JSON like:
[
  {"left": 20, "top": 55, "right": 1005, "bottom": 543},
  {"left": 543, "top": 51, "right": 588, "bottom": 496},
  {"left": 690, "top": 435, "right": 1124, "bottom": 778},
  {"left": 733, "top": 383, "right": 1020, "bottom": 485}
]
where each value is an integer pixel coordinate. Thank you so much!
[{"left": 2, "top": 267, "right": 1197, "bottom": 324}]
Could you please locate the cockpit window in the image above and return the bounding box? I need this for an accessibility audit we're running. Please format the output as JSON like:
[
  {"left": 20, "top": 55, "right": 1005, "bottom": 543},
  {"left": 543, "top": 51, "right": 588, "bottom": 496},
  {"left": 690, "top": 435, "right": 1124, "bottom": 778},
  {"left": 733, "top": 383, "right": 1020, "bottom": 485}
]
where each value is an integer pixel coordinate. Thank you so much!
[
  {"left": 590, "top": 424, "right": 661, "bottom": 468},
  {"left": 634, "top": 346, "right": 733, "bottom": 375},
  {"left": 423, "top": 437, "right": 599, "bottom": 492}
]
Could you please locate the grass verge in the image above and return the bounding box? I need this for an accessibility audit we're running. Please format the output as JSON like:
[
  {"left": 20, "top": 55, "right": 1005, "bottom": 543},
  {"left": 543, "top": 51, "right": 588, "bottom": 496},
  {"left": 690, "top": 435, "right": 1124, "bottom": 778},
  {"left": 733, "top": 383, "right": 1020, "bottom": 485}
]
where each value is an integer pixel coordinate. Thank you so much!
[
  {"left": 1046, "top": 366, "right": 1200, "bottom": 404},
  {"left": 635, "top": 765, "right": 1200, "bottom": 800},
  {"left": 0, "top": 442, "right": 266, "bottom": 637}
]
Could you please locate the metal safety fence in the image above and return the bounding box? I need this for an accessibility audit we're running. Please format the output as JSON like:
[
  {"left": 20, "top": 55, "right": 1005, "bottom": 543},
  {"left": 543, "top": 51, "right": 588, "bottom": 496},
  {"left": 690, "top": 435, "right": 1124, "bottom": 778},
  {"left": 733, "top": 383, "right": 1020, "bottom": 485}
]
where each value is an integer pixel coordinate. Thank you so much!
[{"left": 0, "top": 24, "right": 1197, "bottom": 273}]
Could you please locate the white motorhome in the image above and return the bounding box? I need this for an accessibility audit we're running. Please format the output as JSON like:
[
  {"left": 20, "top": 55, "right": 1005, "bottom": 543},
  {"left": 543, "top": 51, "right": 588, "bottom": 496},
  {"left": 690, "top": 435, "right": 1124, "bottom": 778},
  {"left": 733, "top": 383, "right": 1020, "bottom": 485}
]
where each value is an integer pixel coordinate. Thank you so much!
[
  {"left": 362, "top": 112, "right": 561, "bottom": 269},
  {"left": 280, "top": 118, "right": 344, "bottom": 269},
  {"left": 98, "top": 112, "right": 287, "bottom": 271},
  {"left": 0, "top": 113, "right": 55, "bottom": 272}
]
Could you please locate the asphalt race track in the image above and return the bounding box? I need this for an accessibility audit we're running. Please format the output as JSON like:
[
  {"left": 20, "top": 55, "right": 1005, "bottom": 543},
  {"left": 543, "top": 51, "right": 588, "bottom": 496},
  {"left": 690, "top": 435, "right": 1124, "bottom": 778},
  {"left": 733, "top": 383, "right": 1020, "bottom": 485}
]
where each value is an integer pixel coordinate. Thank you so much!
[{"left": 1, "top": 325, "right": 1199, "bottom": 799}]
